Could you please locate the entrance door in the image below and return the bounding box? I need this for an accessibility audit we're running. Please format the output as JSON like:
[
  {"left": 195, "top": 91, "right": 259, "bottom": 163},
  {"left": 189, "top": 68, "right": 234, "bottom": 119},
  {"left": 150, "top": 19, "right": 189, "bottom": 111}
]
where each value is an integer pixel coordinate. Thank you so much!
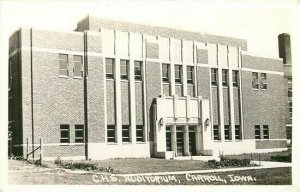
[
  {"left": 189, "top": 126, "right": 196, "bottom": 156},
  {"left": 176, "top": 127, "right": 184, "bottom": 156},
  {"left": 165, "top": 126, "right": 172, "bottom": 151}
]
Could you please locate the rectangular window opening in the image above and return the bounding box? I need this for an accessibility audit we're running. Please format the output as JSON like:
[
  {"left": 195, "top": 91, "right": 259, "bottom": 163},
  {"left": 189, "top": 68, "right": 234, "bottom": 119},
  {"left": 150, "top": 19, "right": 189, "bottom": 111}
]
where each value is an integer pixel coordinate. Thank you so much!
[
  {"left": 255, "top": 125, "right": 261, "bottom": 139},
  {"left": 211, "top": 68, "right": 218, "bottom": 86},
  {"left": 252, "top": 72, "right": 259, "bottom": 89},
  {"left": 60, "top": 124, "right": 70, "bottom": 143},
  {"left": 134, "top": 61, "right": 142, "bottom": 81},
  {"left": 175, "top": 65, "right": 182, "bottom": 84},
  {"left": 260, "top": 73, "right": 268, "bottom": 90},
  {"left": 187, "top": 66, "right": 194, "bottom": 84},
  {"left": 122, "top": 125, "right": 130, "bottom": 142},
  {"left": 120, "top": 60, "right": 129, "bottom": 80},
  {"left": 263, "top": 125, "right": 269, "bottom": 139},
  {"left": 107, "top": 125, "right": 116, "bottom": 143},
  {"left": 222, "top": 69, "right": 228, "bottom": 87},
  {"left": 136, "top": 125, "right": 144, "bottom": 142},
  {"left": 232, "top": 70, "right": 239, "bottom": 87},
  {"left": 162, "top": 63, "right": 170, "bottom": 83},
  {"left": 224, "top": 125, "right": 231, "bottom": 140},
  {"left": 73, "top": 55, "right": 83, "bottom": 78},
  {"left": 213, "top": 125, "right": 220, "bottom": 140},
  {"left": 106, "top": 58, "right": 115, "bottom": 79},
  {"left": 75, "top": 124, "right": 84, "bottom": 143},
  {"left": 59, "top": 54, "right": 69, "bottom": 77},
  {"left": 235, "top": 125, "right": 242, "bottom": 140}
]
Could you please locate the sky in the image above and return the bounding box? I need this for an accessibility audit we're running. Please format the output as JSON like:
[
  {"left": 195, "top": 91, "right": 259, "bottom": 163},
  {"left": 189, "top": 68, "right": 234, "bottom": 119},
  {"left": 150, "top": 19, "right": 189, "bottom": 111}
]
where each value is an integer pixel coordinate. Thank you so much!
[{"left": 0, "top": 1, "right": 300, "bottom": 191}]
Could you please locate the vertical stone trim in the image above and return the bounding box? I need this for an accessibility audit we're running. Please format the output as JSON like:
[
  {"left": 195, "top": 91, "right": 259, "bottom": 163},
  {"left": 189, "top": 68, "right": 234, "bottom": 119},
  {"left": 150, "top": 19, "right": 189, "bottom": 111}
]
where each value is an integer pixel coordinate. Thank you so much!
[
  {"left": 129, "top": 33, "right": 136, "bottom": 143},
  {"left": 142, "top": 34, "right": 148, "bottom": 142},
  {"left": 170, "top": 38, "right": 175, "bottom": 96},
  {"left": 238, "top": 47, "right": 244, "bottom": 140},
  {"left": 217, "top": 44, "right": 225, "bottom": 141},
  {"left": 193, "top": 41, "right": 198, "bottom": 97},
  {"left": 173, "top": 95, "right": 178, "bottom": 119},
  {"left": 182, "top": 40, "right": 187, "bottom": 97},
  {"left": 171, "top": 125, "right": 177, "bottom": 156},
  {"left": 114, "top": 30, "right": 122, "bottom": 144},
  {"left": 183, "top": 125, "right": 189, "bottom": 156},
  {"left": 30, "top": 28, "right": 35, "bottom": 159},
  {"left": 228, "top": 46, "right": 236, "bottom": 142},
  {"left": 186, "top": 95, "right": 191, "bottom": 119}
]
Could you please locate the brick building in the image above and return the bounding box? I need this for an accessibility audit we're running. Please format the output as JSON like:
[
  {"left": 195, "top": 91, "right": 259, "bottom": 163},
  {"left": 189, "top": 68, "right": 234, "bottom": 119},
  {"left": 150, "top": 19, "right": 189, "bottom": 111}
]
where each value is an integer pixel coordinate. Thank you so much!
[{"left": 8, "top": 16, "right": 288, "bottom": 160}]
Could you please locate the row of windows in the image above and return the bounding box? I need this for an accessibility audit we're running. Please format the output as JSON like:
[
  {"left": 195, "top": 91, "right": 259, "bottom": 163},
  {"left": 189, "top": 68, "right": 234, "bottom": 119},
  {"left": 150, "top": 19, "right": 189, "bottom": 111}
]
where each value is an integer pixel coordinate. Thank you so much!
[
  {"left": 211, "top": 69, "right": 239, "bottom": 87},
  {"left": 60, "top": 124, "right": 84, "bottom": 143},
  {"left": 213, "top": 125, "right": 242, "bottom": 141},
  {"left": 106, "top": 58, "right": 142, "bottom": 81},
  {"left": 252, "top": 72, "right": 267, "bottom": 90},
  {"left": 107, "top": 125, "right": 144, "bottom": 143},
  {"left": 162, "top": 64, "right": 194, "bottom": 84},
  {"left": 255, "top": 125, "right": 269, "bottom": 139},
  {"left": 59, "top": 54, "right": 83, "bottom": 78}
]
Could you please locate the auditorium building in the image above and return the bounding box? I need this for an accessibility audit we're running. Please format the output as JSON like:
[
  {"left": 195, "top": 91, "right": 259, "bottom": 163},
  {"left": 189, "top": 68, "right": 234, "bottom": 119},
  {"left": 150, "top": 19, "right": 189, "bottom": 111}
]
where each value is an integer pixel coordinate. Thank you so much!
[{"left": 8, "top": 16, "right": 290, "bottom": 160}]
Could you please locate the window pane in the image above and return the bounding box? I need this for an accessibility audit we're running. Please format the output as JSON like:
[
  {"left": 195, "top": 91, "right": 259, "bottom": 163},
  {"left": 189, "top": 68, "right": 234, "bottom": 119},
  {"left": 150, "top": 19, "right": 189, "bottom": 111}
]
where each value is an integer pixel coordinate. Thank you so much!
[
  {"left": 59, "top": 54, "right": 68, "bottom": 61},
  {"left": 134, "top": 61, "right": 142, "bottom": 80},
  {"left": 106, "top": 58, "right": 114, "bottom": 79},
  {"left": 162, "top": 64, "right": 169, "bottom": 82},
  {"left": 211, "top": 69, "right": 218, "bottom": 86},
  {"left": 60, "top": 61, "right": 68, "bottom": 69},
  {"left": 255, "top": 125, "right": 260, "bottom": 139},
  {"left": 74, "top": 55, "right": 82, "bottom": 62},
  {"left": 213, "top": 125, "right": 220, "bottom": 140},
  {"left": 122, "top": 125, "right": 130, "bottom": 142}
]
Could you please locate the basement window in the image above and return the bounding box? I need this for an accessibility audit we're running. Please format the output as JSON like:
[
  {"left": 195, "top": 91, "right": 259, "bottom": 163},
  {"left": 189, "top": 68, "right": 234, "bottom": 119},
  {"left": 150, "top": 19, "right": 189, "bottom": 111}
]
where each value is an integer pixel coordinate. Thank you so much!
[
  {"left": 235, "top": 125, "right": 242, "bottom": 140},
  {"left": 213, "top": 125, "right": 220, "bottom": 140},
  {"left": 255, "top": 125, "right": 261, "bottom": 139},
  {"left": 136, "top": 125, "right": 144, "bottom": 142},
  {"left": 122, "top": 125, "right": 130, "bottom": 142},
  {"left": 263, "top": 125, "right": 269, "bottom": 139},
  {"left": 60, "top": 124, "right": 70, "bottom": 143},
  {"left": 224, "top": 125, "right": 231, "bottom": 140}
]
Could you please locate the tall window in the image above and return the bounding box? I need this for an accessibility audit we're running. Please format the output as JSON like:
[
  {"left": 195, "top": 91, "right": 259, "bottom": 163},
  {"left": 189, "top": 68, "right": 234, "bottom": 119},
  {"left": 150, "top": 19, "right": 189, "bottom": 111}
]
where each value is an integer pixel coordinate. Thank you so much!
[
  {"left": 73, "top": 55, "right": 83, "bottom": 78},
  {"left": 106, "top": 58, "right": 115, "bottom": 79},
  {"left": 59, "top": 54, "right": 68, "bottom": 77},
  {"left": 211, "top": 68, "right": 218, "bottom": 86},
  {"left": 235, "top": 125, "right": 242, "bottom": 140},
  {"left": 134, "top": 61, "right": 142, "bottom": 81},
  {"left": 162, "top": 63, "right": 170, "bottom": 83},
  {"left": 260, "top": 73, "right": 267, "bottom": 90},
  {"left": 232, "top": 70, "right": 239, "bottom": 87},
  {"left": 60, "top": 124, "right": 70, "bottom": 143},
  {"left": 107, "top": 125, "right": 116, "bottom": 143},
  {"left": 75, "top": 125, "right": 84, "bottom": 143},
  {"left": 222, "top": 69, "right": 228, "bottom": 86},
  {"left": 263, "top": 125, "right": 269, "bottom": 139},
  {"left": 255, "top": 125, "right": 261, "bottom": 139},
  {"left": 187, "top": 66, "right": 194, "bottom": 84},
  {"left": 224, "top": 125, "right": 231, "bottom": 140},
  {"left": 122, "top": 125, "right": 130, "bottom": 142},
  {"left": 288, "top": 78, "right": 292, "bottom": 120},
  {"left": 166, "top": 126, "right": 172, "bottom": 151},
  {"left": 252, "top": 72, "right": 259, "bottom": 89},
  {"left": 175, "top": 65, "right": 182, "bottom": 83},
  {"left": 213, "top": 125, "right": 220, "bottom": 140},
  {"left": 136, "top": 125, "right": 144, "bottom": 142},
  {"left": 120, "top": 60, "right": 129, "bottom": 80}
]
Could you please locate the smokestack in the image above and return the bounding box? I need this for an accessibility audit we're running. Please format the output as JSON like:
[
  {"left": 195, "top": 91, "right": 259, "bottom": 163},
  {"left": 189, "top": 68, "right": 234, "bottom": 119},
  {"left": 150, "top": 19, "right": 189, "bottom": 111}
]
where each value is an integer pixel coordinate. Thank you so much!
[{"left": 278, "top": 33, "right": 292, "bottom": 64}]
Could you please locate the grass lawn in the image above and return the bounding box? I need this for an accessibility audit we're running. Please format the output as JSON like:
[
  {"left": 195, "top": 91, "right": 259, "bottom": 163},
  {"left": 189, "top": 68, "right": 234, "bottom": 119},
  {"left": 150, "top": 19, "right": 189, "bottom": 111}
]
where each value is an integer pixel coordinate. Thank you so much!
[
  {"left": 224, "top": 149, "right": 291, "bottom": 162},
  {"left": 9, "top": 159, "right": 291, "bottom": 185}
]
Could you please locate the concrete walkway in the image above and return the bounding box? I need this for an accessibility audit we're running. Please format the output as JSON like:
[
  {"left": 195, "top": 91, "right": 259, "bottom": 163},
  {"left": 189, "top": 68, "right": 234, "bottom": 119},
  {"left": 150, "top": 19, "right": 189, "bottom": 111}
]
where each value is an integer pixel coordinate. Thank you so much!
[{"left": 66, "top": 161, "right": 292, "bottom": 176}]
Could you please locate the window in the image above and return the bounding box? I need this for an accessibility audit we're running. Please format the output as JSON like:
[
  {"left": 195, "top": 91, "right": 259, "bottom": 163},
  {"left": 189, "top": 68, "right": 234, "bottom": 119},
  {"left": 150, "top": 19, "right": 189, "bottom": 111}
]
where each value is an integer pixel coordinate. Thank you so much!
[
  {"left": 9, "top": 59, "right": 12, "bottom": 89},
  {"left": 106, "top": 58, "right": 115, "bottom": 79},
  {"left": 120, "top": 60, "right": 129, "bottom": 80},
  {"left": 213, "top": 125, "right": 220, "bottom": 140},
  {"left": 235, "top": 125, "right": 242, "bottom": 140},
  {"left": 289, "top": 101, "right": 292, "bottom": 120},
  {"left": 222, "top": 69, "right": 228, "bottom": 86},
  {"left": 73, "top": 55, "right": 83, "bottom": 78},
  {"left": 288, "top": 78, "right": 292, "bottom": 98},
  {"left": 187, "top": 66, "right": 194, "bottom": 84},
  {"left": 59, "top": 54, "right": 69, "bottom": 77},
  {"left": 122, "top": 125, "right": 130, "bottom": 142},
  {"left": 263, "top": 125, "right": 269, "bottom": 139},
  {"left": 134, "top": 61, "right": 142, "bottom": 81},
  {"left": 162, "top": 63, "right": 170, "bottom": 83},
  {"left": 260, "top": 73, "right": 267, "bottom": 90},
  {"left": 252, "top": 72, "right": 259, "bottom": 89},
  {"left": 60, "top": 124, "right": 70, "bottom": 143},
  {"left": 136, "top": 125, "right": 144, "bottom": 142},
  {"left": 224, "top": 125, "right": 231, "bottom": 140},
  {"left": 232, "top": 70, "right": 239, "bottom": 87},
  {"left": 75, "top": 125, "right": 84, "bottom": 143},
  {"left": 255, "top": 125, "right": 261, "bottom": 139},
  {"left": 107, "top": 125, "right": 116, "bottom": 143},
  {"left": 166, "top": 126, "right": 172, "bottom": 151},
  {"left": 175, "top": 65, "right": 182, "bottom": 83},
  {"left": 211, "top": 68, "right": 218, "bottom": 86}
]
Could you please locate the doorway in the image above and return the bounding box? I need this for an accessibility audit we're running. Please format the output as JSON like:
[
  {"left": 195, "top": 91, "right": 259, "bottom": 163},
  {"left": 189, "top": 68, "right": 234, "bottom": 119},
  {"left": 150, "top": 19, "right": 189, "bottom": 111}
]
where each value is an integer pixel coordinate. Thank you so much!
[
  {"left": 189, "top": 126, "right": 196, "bottom": 156},
  {"left": 176, "top": 127, "right": 184, "bottom": 156}
]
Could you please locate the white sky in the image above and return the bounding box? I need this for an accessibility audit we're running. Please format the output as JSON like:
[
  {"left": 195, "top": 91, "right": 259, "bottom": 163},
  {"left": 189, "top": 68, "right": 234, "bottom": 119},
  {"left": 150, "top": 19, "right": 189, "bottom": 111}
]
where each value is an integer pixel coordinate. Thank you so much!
[{"left": 0, "top": 1, "right": 295, "bottom": 58}]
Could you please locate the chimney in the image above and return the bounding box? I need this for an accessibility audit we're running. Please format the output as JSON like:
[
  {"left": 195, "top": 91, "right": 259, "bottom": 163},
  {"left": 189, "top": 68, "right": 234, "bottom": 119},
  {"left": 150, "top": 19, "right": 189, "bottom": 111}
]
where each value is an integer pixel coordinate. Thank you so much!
[{"left": 278, "top": 33, "right": 292, "bottom": 64}]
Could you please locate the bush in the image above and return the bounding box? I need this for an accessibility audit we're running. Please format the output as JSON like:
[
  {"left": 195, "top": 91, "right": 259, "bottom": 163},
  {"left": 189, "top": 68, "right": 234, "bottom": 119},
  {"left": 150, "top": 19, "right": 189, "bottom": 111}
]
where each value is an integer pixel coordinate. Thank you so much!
[
  {"left": 57, "top": 160, "right": 115, "bottom": 173},
  {"left": 270, "top": 153, "right": 291, "bottom": 162},
  {"left": 208, "top": 158, "right": 255, "bottom": 168}
]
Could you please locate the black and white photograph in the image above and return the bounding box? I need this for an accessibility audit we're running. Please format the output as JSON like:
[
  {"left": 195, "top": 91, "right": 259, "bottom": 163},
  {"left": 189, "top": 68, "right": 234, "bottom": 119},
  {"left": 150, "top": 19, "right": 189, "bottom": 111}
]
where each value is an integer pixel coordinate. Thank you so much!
[{"left": 0, "top": 0, "right": 299, "bottom": 191}]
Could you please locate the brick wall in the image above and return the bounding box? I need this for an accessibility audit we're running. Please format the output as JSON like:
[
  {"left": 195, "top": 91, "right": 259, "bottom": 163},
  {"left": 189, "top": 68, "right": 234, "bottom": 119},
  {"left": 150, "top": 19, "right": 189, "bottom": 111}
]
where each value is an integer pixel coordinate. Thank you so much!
[
  {"left": 135, "top": 82, "right": 144, "bottom": 125},
  {"left": 233, "top": 89, "right": 241, "bottom": 125},
  {"left": 121, "top": 81, "right": 130, "bottom": 125},
  {"left": 106, "top": 80, "right": 115, "bottom": 125},
  {"left": 241, "top": 54, "right": 283, "bottom": 72},
  {"left": 223, "top": 88, "right": 230, "bottom": 125},
  {"left": 196, "top": 49, "right": 208, "bottom": 64}
]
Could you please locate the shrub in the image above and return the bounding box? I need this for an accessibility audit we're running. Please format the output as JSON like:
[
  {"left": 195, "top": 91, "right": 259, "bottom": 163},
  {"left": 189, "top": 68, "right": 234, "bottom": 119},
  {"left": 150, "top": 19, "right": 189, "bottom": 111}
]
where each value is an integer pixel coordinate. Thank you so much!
[
  {"left": 57, "top": 160, "right": 115, "bottom": 173},
  {"left": 208, "top": 158, "right": 255, "bottom": 168},
  {"left": 270, "top": 153, "right": 291, "bottom": 162}
]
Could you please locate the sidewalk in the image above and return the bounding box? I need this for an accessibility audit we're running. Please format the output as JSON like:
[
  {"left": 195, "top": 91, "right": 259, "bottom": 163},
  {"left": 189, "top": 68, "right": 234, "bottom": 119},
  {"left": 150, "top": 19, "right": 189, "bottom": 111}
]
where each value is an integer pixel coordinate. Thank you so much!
[{"left": 66, "top": 161, "right": 292, "bottom": 176}]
